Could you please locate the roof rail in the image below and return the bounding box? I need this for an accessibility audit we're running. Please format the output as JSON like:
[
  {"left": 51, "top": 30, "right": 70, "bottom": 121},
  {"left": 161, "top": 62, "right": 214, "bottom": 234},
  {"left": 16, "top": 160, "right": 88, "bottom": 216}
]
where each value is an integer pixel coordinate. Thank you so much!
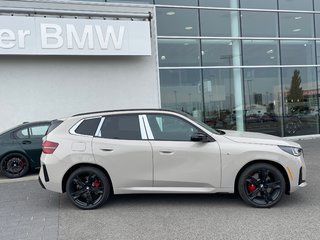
[{"left": 71, "top": 108, "right": 184, "bottom": 117}]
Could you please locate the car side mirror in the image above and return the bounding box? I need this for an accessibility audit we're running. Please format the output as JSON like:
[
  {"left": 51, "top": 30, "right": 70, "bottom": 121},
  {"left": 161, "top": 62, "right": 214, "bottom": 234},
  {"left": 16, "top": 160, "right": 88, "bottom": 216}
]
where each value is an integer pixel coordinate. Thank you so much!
[{"left": 191, "top": 133, "right": 210, "bottom": 143}]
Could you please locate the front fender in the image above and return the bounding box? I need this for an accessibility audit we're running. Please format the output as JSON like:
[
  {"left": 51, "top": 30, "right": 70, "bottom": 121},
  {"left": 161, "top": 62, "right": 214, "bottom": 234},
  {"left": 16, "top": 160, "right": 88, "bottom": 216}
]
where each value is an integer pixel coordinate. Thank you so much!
[{"left": 220, "top": 142, "right": 299, "bottom": 190}]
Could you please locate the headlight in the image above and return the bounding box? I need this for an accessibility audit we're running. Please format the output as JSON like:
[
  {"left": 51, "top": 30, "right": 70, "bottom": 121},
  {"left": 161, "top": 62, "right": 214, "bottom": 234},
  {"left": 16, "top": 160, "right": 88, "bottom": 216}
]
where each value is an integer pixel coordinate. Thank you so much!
[{"left": 278, "top": 145, "right": 303, "bottom": 156}]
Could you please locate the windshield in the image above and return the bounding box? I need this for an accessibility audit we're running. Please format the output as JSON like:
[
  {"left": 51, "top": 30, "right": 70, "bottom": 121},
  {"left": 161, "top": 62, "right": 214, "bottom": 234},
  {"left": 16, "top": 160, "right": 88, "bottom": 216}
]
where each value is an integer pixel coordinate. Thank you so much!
[{"left": 178, "top": 111, "right": 222, "bottom": 135}]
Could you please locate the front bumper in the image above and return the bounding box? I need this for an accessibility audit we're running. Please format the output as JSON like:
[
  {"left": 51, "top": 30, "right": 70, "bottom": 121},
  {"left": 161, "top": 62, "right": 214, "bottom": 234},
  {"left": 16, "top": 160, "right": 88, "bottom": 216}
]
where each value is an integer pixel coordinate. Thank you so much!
[
  {"left": 289, "top": 156, "right": 307, "bottom": 192},
  {"left": 297, "top": 166, "right": 307, "bottom": 188}
]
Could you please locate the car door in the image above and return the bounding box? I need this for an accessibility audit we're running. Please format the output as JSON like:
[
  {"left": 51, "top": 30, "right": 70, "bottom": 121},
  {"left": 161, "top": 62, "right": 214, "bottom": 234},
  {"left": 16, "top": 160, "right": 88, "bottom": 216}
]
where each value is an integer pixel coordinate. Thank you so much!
[
  {"left": 92, "top": 114, "right": 153, "bottom": 192},
  {"left": 15, "top": 124, "right": 49, "bottom": 163},
  {"left": 144, "top": 113, "right": 221, "bottom": 189}
]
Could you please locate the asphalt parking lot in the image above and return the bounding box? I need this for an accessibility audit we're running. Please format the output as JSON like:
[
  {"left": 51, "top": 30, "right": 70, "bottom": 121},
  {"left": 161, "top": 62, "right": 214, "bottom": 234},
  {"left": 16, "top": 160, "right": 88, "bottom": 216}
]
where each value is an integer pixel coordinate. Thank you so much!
[{"left": 0, "top": 139, "right": 319, "bottom": 240}]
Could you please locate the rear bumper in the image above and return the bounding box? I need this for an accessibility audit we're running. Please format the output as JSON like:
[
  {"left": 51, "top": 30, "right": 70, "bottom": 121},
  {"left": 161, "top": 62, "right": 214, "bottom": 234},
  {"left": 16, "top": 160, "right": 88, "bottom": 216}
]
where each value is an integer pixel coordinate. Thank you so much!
[
  {"left": 39, "top": 162, "right": 63, "bottom": 193},
  {"left": 38, "top": 163, "right": 49, "bottom": 190},
  {"left": 38, "top": 176, "right": 46, "bottom": 189}
]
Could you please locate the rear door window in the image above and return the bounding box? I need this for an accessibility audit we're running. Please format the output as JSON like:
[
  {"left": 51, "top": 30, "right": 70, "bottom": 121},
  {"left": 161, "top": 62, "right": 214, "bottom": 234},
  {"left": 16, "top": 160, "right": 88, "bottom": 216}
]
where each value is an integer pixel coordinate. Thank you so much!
[{"left": 99, "top": 114, "right": 141, "bottom": 140}]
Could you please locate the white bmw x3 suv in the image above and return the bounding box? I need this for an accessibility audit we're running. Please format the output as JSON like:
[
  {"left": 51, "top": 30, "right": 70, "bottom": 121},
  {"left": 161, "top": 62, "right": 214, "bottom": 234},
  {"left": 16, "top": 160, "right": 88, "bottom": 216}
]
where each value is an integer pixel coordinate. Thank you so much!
[{"left": 39, "top": 109, "right": 307, "bottom": 209}]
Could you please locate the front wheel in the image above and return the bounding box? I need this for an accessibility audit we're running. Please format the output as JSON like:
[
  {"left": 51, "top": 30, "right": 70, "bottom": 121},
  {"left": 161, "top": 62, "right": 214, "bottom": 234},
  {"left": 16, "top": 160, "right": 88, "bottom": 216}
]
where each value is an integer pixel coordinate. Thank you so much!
[
  {"left": 0, "top": 153, "right": 30, "bottom": 178},
  {"left": 66, "top": 167, "right": 110, "bottom": 210},
  {"left": 238, "top": 163, "right": 285, "bottom": 208}
]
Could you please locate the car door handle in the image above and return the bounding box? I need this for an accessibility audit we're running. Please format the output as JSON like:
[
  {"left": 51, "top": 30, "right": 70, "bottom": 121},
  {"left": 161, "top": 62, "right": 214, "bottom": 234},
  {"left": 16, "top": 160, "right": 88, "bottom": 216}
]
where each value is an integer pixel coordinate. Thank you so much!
[
  {"left": 100, "top": 148, "right": 114, "bottom": 152},
  {"left": 159, "top": 150, "right": 174, "bottom": 155},
  {"left": 22, "top": 140, "right": 32, "bottom": 145}
]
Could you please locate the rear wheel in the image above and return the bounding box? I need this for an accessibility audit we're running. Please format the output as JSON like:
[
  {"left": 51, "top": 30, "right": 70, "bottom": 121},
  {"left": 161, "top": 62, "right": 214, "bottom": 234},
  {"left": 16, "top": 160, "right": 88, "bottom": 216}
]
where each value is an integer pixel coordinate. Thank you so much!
[
  {"left": 0, "top": 153, "right": 30, "bottom": 178},
  {"left": 238, "top": 163, "right": 285, "bottom": 208},
  {"left": 66, "top": 167, "right": 110, "bottom": 210}
]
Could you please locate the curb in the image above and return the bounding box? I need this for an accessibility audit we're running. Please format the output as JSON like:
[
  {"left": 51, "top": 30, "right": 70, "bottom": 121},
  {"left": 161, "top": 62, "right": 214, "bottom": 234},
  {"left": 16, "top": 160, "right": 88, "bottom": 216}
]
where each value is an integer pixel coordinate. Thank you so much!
[
  {"left": 0, "top": 174, "right": 38, "bottom": 184},
  {"left": 284, "top": 134, "right": 320, "bottom": 141}
]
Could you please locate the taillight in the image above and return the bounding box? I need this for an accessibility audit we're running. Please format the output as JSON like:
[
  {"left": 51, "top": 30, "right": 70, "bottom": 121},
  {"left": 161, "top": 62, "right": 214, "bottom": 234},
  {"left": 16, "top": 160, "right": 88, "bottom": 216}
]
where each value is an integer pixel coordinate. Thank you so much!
[{"left": 42, "top": 140, "right": 59, "bottom": 154}]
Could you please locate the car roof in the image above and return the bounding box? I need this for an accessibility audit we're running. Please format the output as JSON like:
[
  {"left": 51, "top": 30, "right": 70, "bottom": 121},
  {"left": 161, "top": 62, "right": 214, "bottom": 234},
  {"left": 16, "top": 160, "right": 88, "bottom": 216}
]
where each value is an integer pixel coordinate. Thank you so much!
[
  {"left": 0, "top": 121, "right": 51, "bottom": 136},
  {"left": 17, "top": 121, "right": 51, "bottom": 128}
]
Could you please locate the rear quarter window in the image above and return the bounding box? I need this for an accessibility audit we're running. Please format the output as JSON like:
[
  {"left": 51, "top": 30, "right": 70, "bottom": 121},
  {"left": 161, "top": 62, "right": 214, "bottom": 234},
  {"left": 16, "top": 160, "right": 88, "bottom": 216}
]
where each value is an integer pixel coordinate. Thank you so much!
[
  {"left": 75, "top": 118, "right": 101, "bottom": 136},
  {"left": 15, "top": 128, "right": 29, "bottom": 139},
  {"left": 46, "top": 120, "right": 63, "bottom": 135}
]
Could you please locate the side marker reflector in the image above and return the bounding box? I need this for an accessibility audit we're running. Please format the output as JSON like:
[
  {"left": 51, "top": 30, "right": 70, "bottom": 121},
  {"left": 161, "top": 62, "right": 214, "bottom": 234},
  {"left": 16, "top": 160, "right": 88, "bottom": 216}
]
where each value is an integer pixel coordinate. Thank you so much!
[{"left": 287, "top": 167, "right": 294, "bottom": 181}]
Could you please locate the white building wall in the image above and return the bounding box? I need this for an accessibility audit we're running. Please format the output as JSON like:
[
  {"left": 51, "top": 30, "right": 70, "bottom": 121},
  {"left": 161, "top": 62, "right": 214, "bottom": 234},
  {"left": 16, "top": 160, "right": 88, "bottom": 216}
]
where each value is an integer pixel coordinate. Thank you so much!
[{"left": 0, "top": 1, "right": 159, "bottom": 132}]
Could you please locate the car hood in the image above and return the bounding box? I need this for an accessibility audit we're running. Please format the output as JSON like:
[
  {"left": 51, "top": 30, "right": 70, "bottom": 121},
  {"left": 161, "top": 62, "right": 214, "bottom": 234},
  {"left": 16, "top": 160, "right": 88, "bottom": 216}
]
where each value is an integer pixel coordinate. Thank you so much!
[{"left": 222, "top": 130, "right": 301, "bottom": 148}]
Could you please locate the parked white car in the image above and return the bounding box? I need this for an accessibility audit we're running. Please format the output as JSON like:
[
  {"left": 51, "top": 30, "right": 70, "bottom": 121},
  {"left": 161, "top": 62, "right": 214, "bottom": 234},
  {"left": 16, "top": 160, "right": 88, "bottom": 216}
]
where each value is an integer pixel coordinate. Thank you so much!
[{"left": 39, "top": 109, "right": 307, "bottom": 209}]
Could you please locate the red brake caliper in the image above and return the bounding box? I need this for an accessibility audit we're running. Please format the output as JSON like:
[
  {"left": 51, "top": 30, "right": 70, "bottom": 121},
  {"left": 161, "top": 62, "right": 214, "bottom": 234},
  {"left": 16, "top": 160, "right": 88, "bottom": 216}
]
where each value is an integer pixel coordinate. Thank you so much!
[
  {"left": 92, "top": 180, "right": 101, "bottom": 188},
  {"left": 19, "top": 160, "right": 25, "bottom": 167},
  {"left": 247, "top": 183, "right": 256, "bottom": 193}
]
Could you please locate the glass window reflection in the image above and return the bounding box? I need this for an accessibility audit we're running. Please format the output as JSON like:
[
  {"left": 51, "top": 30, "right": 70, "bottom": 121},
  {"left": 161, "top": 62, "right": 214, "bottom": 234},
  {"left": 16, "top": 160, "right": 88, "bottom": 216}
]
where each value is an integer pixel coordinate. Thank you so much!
[
  {"left": 243, "top": 68, "right": 282, "bottom": 136},
  {"left": 202, "top": 40, "right": 237, "bottom": 66},
  {"left": 278, "top": 0, "right": 313, "bottom": 11},
  {"left": 160, "top": 69, "right": 203, "bottom": 119},
  {"left": 282, "top": 67, "right": 318, "bottom": 136},
  {"left": 279, "top": 13, "right": 314, "bottom": 38},
  {"left": 315, "top": 1, "right": 320, "bottom": 11},
  {"left": 317, "top": 41, "right": 320, "bottom": 64},
  {"left": 203, "top": 69, "right": 235, "bottom": 130},
  {"left": 315, "top": 14, "right": 320, "bottom": 38},
  {"left": 70, "top": 0, "right": 104, "bottom": 1},
  {"left": 155, "top": 0, "right": 197, "bottom": 6},
  {"left": 107, "top": 0, "right": 153, "bottom": 3},
  {"left": 156, "top": 8, "right": 199, "bottom": 36},
  {"left": 158, "top": 39, "right": 200, "bottom": 67},
  {"left": 240, "top": 0, "right": 277, "bottom": 9},
  {"left": 242, "top": 40, "right": 279, "bottom": 65},
  {"left": 199, "top": 0, "right": 237, "bottom": 8},
  {"left": 200, "top": 10, "right": 239, "bottom": 37},
  {"left": 241, "top": 11, "right": 278, "bottom": 37},
  {"left": 280, "top": 41, "right": 315, "bottom": 65}
]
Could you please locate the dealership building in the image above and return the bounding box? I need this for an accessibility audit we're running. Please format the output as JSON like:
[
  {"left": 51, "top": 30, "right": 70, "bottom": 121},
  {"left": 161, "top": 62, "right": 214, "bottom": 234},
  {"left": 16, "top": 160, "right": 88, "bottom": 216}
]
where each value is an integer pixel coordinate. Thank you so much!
[{"left": 1, "top": 0, "right": 320, "bottom": 138}]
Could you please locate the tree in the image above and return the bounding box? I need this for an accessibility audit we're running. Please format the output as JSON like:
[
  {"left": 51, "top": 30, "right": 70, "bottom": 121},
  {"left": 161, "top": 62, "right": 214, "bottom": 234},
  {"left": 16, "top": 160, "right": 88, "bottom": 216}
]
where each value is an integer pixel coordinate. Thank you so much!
[{"left": 287, "top": 69, "right": 303, "bottom": 103}]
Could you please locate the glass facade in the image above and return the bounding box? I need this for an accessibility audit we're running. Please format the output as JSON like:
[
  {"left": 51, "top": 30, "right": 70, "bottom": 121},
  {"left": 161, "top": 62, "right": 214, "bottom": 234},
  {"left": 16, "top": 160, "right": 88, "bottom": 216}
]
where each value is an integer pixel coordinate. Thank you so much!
[
  {"left": 155, "top": 0, "right": 320, "bottom": 137},
  {"left": 75, "top": 0, "right": 320, "bottom": 137}
]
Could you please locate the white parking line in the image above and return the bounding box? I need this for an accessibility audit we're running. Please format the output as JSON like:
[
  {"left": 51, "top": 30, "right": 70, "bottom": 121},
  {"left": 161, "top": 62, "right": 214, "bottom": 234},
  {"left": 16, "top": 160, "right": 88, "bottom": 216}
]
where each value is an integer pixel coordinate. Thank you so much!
[{"left": 0, "top": 174, "right": 38, "bottom": 184}]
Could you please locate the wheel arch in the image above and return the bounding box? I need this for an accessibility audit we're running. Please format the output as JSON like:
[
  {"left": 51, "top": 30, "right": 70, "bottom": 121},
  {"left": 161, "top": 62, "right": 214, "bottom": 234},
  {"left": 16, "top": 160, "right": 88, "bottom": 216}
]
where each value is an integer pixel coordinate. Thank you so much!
[
  {"left": 234, "top": 160, "right": 290, "bottom": 195},
  {"left": 61, "top": 163, "right": 114, "bottom": 194}
]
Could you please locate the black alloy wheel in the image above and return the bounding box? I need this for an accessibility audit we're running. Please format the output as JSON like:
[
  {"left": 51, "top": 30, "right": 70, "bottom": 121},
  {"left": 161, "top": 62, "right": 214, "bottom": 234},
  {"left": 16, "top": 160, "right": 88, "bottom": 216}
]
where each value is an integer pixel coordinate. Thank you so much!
[
  {"left": 0, "top": 153, "right": 30, "bottom": 178},
  {"left": 238, "top": 163, "right": 285, "bottom": 208},
  {"left": 66, "top": 167, "right": 110, "bottom": 210}
]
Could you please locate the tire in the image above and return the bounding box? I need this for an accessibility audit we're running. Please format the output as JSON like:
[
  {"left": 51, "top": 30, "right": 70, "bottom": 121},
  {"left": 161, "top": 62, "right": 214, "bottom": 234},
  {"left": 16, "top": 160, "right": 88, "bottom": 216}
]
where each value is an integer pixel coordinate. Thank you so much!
[
  {"left": 66, "top": 167, "right": 110, "bottom": 210},
  {"left": 238, "top": 163, "right": 285, "bottom": 208},
  {"left": 0, "top": 153, "right": 30, "bottom": 178}
]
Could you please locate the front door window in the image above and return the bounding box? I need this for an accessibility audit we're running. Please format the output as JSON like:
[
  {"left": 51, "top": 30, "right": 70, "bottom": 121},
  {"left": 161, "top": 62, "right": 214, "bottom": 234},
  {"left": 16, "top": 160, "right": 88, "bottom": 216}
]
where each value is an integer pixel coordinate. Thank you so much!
[{"left": 146, "top": 114, "right": 199, "bottom": 141}]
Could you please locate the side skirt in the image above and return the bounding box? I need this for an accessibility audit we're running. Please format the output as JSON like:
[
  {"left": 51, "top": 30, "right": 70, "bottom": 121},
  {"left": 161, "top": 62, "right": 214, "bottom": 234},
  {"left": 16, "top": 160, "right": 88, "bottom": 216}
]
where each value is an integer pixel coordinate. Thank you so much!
[{"left": 114, "top": 187, "right": 234, "bottom": 195}]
